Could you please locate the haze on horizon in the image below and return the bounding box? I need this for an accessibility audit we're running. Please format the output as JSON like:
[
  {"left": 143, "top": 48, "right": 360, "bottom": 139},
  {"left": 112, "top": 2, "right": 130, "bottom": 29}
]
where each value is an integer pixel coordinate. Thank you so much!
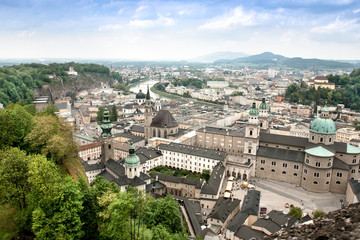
[{"left": 1, "top": 0, "right": 360, "bottom": 61}]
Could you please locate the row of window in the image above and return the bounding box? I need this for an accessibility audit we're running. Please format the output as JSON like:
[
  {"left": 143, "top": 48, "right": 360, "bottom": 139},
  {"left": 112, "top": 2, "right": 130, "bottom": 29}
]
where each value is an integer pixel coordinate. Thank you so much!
[{"left": 303, "top": 177, "right": 341, "bottom": 185}]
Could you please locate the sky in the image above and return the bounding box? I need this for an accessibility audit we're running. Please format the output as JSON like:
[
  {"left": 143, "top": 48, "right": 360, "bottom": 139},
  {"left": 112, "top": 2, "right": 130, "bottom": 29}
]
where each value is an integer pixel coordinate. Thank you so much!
[{"left": 1, "top": 0, "right": 360, "bottom": 60}]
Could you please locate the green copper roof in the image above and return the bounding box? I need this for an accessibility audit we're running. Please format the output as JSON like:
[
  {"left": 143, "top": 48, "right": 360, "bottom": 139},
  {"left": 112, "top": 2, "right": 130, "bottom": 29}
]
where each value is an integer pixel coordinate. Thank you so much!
[
  {"left": 259, "top": 97, "right": 268, "bottom": 110},
  {"left": 249, "top": 101, "right": 259, "bottom": 116},
  {"left": 310, "top": 117, "right": 336, "bottom": 134},
  {"left": 305, "top": 146, "right": 335, "bottom": 157},
  {"left": 100, "top": 109, "right": 114, "bottom": 138},
  {"left": 124, "top": 142, "right": 140, "bottom": 166},
  {"left": 346, "top": 144, "right": 360, "bottom": 154}
]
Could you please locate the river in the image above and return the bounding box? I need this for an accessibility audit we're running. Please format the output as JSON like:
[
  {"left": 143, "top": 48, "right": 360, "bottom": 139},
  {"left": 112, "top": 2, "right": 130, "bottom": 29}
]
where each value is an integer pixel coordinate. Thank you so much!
[{"left": 129, "top": 79, "right": 169, "bottom": 100}]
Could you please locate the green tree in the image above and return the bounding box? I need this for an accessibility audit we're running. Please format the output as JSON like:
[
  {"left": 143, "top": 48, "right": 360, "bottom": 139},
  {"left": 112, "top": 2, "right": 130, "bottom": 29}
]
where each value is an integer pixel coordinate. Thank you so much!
[
  {"left": 200, "top": 169, "right": 211, "bottom": 182},
  {"left": 313, "top": 209, "right": 326, "bottom": 219},
  {"left": 288, "top": 206, "right": 303, "bottom": 219},
  {"left": 97, "top": 106, "right": 105, "bottom": 123},
  {"left": 110, "top": 104, "right": 118, "bottom": 122}
]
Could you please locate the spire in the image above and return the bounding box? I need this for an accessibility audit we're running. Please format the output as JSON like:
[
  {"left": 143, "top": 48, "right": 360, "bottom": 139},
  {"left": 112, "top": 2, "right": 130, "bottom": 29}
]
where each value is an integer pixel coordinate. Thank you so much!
[
  {"left": 100, "top": 108, "right": 114, "bottom": 138},
  {"left": 146, "top": 85, "right": 151, "bottom": 100},
  {"left": 249, "top": 101, "right": 259, "bottom": 116}
]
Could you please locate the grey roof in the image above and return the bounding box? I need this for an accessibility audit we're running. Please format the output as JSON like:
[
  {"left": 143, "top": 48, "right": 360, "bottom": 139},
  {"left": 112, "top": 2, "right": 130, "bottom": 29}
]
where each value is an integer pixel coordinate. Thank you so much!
[
  {"left": 252, "top": 218, "right": 281, "bottom": 234},
  {"left": 197, "top": 126, "right": 245, "bottom": 137},
  {"left": 129, "top": 176, "right": 146, "bottom": 187},
  {"left": 129, "top": 125, "right": 144, "bottom": 133},
  {"left": 184, "top": 198, "right": 202, "bottom": 236},
  {"left": 200, "top": 163, "right": 225, "bottom": 195},
  {"left": 98, "top": 170, "right": 117, "bottom": 183},
  {"left": 260, "top": 132, "right": 308, "bottom": 148},
  {"left": 299, "top": 215, "right": 312, "bottom": 223},
  {"left": 158, "top": 143, "right": 227, "bottom": 161},
  {"left": 257, "top": 146, "right": 305, "bottom": 163},
  {"left": 145, "top": 181, "right": 166, "bottom": 192},
  {"left": 105, "top": 159, "right": 125, "bottom": 177},
  {"left": 334, "top": 141, "right": 348, "bottom": 153},
  {"left": 207, "top": 197, "right": 241, "bottom": 223},
  {"left": 348, "top": 179, "right": 360, "bottom": 202},
  {"left": 82, "top": 160, "right": 105, "bottom": 172},
  {"left": 157, "top": 173, "right": 202, "bottom": 188},
  {"left": 113, "top": 132, "right": 144, "bottom": 144},
  {"left": 226, "top": 212, "right": 249, "bottom": 232},
  {"left": 150, "top": 110, "right": 178, "bottom": 128},
  {"left": 267, "top": 210, "right": 298, "bottom": 228},
  {"left": 241, "top": 190, "right": 261, "bottom": 216},
  {"left": 234, "top": 225, "right": 266, "bottom": 240},
  {"left": 55, "top": 102, "right": 68, "bottom": 110},
  {"left": 135, "top": 147, "right": 163, "bottom": 164},
  {"left": 333, "top": 157, "right": 350, "bottom": 170}
]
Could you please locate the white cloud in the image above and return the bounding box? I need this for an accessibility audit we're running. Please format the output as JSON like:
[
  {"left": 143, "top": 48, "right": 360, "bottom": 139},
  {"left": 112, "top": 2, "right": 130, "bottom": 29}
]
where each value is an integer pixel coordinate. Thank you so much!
[
  {"left": 178, "top": 10, "right": 190, "bottom": 16},
  {"left": 98, "top": 24, "right": 123, "bottom": 31},
  {"left": 199, "top": 6, "right": 260, "bottom": 30},
  {"left": 17, "top": 30, "right": 35, "bottom": 38},
  {"left": 353, "top": 8, "right": 360, "bottom": 14},
  {"left": 311, "top": 17, "right": 360, "bottom": 33},
  {"left": 129, "top": 14, "right": 174, "bottom": 28}
]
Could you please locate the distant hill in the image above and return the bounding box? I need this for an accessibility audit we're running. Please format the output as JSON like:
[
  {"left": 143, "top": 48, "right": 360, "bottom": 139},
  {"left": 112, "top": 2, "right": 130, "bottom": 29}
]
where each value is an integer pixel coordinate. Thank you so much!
[
  {"left": 215, "top": 52, "right": 355, "bottom": 69},
  {"left": 190, "top": 51, "right": 249, "bottom": 63}
]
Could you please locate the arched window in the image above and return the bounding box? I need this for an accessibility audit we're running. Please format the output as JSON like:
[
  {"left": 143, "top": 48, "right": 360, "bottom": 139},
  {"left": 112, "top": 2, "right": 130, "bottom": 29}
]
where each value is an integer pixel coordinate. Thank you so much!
[
  {"left": 326, "top": 181, "right": 329, "bottom": 184},
  {"left": 313, "top": 181, "right": 318, "bottom": 184},
  {"left": 260, "top": 167, "right": 264, "bottom": 170},
  {"left": 320, "top": 137, "right": 323, "bottom": 142},
  {"left": 158, "top": 129, "right": 161, "bottom": 138},
  {"left": 336, "top": 181, "right": 341, "bottom": 184},
  {"left": 249, "top": 130, "right": 253, "bottom": 136},
  {"left": 312, "top": 136, "right": 315, "bottom": 140},
  {"left": 282, "top": 171, "right": 286, "bottom": 174},
  {"left": 329, "top": 138, "right": 332, "bottom": 142},
  {"left": 260, "top": 122, "right": 263, "bottom": 127},
  {"left": 293, "top": 173, "right": 298, "bottom": 176},
  {"left": 164, "top": 130, "right": 167, "bottom": 139},
  {"left": 153, "top": 129, "right": 156, "bottom": 137},
  {"left": 271, "top": 169, "right": 275, "bottom": 172}
]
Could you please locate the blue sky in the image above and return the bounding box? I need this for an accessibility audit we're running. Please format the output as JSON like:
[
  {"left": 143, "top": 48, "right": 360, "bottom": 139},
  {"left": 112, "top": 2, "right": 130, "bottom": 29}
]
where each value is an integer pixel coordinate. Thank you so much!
[{"left": 1, "top": 0, "right": 360, "bottom": 60}]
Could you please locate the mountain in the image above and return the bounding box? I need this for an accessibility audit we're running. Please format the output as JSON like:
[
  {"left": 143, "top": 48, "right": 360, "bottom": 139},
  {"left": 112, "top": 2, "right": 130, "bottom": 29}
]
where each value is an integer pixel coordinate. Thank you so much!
[
  {"left": 190, "top": 51, "right": 249, "bottom": 63},
  {"left": 215, "top": 52, "right": 354, "bottom": 69}
]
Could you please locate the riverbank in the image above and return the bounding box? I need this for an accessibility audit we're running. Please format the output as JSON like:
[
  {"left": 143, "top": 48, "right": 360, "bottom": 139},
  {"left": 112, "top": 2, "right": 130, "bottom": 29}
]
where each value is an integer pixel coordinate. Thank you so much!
[{"left": 151, "top": 84, "right": 224, "bottom": 108}]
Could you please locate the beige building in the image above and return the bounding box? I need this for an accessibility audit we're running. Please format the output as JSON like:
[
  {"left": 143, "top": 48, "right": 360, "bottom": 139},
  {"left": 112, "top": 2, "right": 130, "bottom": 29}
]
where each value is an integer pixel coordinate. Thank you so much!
[
  {"left": 156, "top": 174, "right": 202, "bottom": 199},
  {"left": 336, "top": 128, "right": 360, "bottom": 143}
]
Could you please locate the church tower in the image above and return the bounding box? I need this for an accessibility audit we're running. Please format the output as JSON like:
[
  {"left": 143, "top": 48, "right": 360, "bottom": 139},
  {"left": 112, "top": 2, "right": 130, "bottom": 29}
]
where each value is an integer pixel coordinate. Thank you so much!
[
  {"left": 124, "top": 142, "right": 141, "bottom": 179},
  {"left": 100, "top": 108, "right": 114, "bottom": 162},
  {"left": 244, "top": 101, "right": 260, "bottom": 177},
  {"left": 258, "top": 97, "right": 269, "bottom": 131},
  {"left": 144, "top": 86, "right": 153, "bottom": 140}
]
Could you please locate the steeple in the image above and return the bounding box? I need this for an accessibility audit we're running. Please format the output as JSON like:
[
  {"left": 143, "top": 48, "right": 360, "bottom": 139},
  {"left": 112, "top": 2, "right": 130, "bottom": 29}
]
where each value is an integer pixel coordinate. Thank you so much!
[
  {"left": 146, "top": 85, "right": 151, "bottom": 100},
  {"left": 100, "top": 108, "right": 114, "bottom": 138}
]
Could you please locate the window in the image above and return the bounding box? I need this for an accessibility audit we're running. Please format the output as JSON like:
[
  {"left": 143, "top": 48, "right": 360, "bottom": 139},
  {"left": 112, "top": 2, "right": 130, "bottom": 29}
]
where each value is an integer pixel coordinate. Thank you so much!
[
  {"left": 327, "top": 173, "right": 331, "bottom": 177},
  {"left": 315, "top": 162, "right": 321, "bottom": 167},
  {"left": 261, "top": 160, "right": 265, "bottom": 164},
  {"left": 329, "top": 138, "right": 332, "bottom": 142},
  {"left": 248, "top": 149, "right": 252, "bottom": 154},
  {"left": 293, "top": 173, "right": 298, "bottom": 176},
  {"left": 337, "top": 172, "right": 342, "bottom": 177},
  {"left": 260, "top": 167, "right": 264, "bottom": 170},
  {"left": 312, "top": 136, "right": 315, "bottom": 140},
  {"left": 351, "top": 169, "right": 356, "bottom": 173},
  {"left": 282, "top": 171, "right": 286, "bottom": 174},
  {"left": 328, "top": 162, "right": 331, "bottom": 167},
  {"left": 326, "top": 181, "right": 329, "bottom": 184},
  {"left": 336, "top": 181, "right": 341, "bottom": 184},
  {"left": 294, "top": 165, "right": 299, "bottom": 170},
  {"left": 353, "top": 159, "right": 357, "bottom": 163},
  {"left": 314, "top": 172, "right": 319, "bottom": 177},
  {"left": 283, "top": 163, "right": 287, "bottom": 168},
  {"left": 306, "top": 159, "right": 309, "bottom": 164},
  {"left": 271, "top": 169, "right": 275, "bottom": 172},
  {"left": 272, "top": 161, "right": 276, "bottom": 166},
  {"left": 313, "top": 181, "right": 318, "bottom": 184},
  {"left": 250, "top": 130, "right": 253, "bottom": 136},
  {"left": 304, "top": 169, "right": 307, "bottom": 174},
  {"left": 320, "top": 137, "right": 323, "bottom": 142},
  {"left": 303, "top": 177, "right": 306, "bottom": 180}
]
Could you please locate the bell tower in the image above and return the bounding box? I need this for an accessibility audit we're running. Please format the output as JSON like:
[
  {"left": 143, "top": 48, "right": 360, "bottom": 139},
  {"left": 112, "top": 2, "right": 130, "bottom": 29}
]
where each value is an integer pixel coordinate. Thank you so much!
[{"left": 144, "top": 86, "right": 153, "bottom": 140}]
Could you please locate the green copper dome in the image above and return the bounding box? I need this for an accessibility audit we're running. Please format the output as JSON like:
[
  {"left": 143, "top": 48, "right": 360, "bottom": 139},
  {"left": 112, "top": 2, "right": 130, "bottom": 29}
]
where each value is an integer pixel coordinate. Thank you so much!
[
  {"left": 124, "top": 142, "right": 140, "bottom": 166},
  {"left": 310, "top": 106, "right": 336, "bottom": 134},
  {"left": 249, "top": 101, "right": 259, "bottom": 116},
  {"left": 259, "top": 97, "right": 268, "bottom": 110}
]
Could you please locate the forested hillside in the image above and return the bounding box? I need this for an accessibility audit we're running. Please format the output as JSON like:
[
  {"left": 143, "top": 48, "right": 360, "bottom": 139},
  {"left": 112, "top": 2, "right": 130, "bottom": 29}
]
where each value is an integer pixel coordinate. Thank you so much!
[
  {"left": 0, "top": 62, "right": 122, "bottom": 107},
  {"left": 0, "top": 103, "right": 187, "bottom": 239},
  {"left": 285, "top": 68, "right": 360, "bottom": 110}
]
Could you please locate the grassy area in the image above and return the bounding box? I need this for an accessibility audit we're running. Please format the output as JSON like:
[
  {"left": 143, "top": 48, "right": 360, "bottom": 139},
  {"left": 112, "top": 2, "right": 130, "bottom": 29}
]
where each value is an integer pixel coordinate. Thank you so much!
[
  {"left": 150, "top": 86, "right": 186, "bottom": 101},
  {"left": 0, "top": 205, "right": 17, "bottom": 240},
  {"left": 62, "top": 157, "right": 87, "bottom": 182},
  {"left": 149, "top": 166, "right": 209, "bottom": 181}
]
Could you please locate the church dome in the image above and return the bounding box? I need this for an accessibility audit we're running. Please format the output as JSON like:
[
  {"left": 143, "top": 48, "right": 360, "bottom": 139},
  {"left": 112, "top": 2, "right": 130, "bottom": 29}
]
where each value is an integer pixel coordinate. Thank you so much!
[
  {"left": 124, "top": 143, "right": 140, "bottom": 166},
  {"left": 310, "top": 106, "right": 336, "bottom": 134},
  {"left": 259, "top": 97, "right": 268, "bottom": 110},
  {"left": 150, "top": 110, "right": 178, "bottom": 128},
  {"left": 249, "top": 101, "right": 259, "bottom": 116},
  {"left": 136, "top": 90, "right": 146, "bottom": 99}
]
